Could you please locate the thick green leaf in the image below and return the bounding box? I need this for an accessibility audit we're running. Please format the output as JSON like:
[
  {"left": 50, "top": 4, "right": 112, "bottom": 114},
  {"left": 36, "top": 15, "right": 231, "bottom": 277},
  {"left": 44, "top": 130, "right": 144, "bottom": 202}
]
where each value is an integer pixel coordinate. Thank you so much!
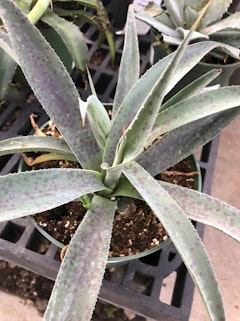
[
  {"left": 150, "top": 86, "right": 240, "bottom": 140},
  {"left": 44, "top": 194, "right": 117, "bottom": 321},
  {"left": 184, "top": 0, "right": 232, "bottom": 28},
  {"left": 0, "top": 169, "right": 106, "bottom": 221},
  {"left": 123, "top": 161, "right": 225, "bottom": 321},
  {"left": 13, "top": 0, "right": 32, "bottom": 13},
  {"left": 27, "top": 0, "right": 50, "bottom": 24},
  {"left": 0, "top": 0, "right": 101, "bottom": 171},
  {"left": 41, "top": 9, "right": 89, "bottom": 70},
  {"left": 82, "top": 95, "right": 111, "bottom": 152},
  {"left": 160, "top": 68, "right": 222, "bottom": 111},
  {"left": 136, "top": 12, "right": 180, "bottom": 37},
  {"left": 162, "top": 181, "right": 240, "bottom": 242},
  {"left": 0, "top": 136, "right": 76, "bottom": 158},
  {"left": 200, "top": 0, "right": 233, "bottom": 28},
  {"left": 202, "top": 12, "right": 240, "bottom": 35},
  {"left": 103, "top": 41, "right": 232, "bottom": 166},
  {"left": 112, "top": 5, "right": 139, "bottom": 117},
  {"left": 164, "top": 0, "right": 185, "bottom": 27},
  {"left": 139, "top": 108, "right": 240, "bottom": 176}
]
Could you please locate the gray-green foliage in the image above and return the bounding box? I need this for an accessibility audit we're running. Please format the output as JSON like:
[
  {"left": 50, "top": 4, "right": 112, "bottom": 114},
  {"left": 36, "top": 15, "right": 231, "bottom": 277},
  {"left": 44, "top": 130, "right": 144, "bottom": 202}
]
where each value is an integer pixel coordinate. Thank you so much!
[
  {"left": 0, "top": 1, "right": 240, "bottom": 320},
  {"left": 137, "top": 0, "right": 240, "bottom": 61},
  {"left": 0, "top": 0, "right": 114, "bottom": 99}
]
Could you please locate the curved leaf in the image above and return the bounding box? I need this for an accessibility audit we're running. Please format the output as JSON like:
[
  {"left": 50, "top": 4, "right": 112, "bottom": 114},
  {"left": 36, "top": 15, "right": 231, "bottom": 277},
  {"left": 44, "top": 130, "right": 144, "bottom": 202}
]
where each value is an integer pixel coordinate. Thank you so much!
[
  {"left": 44, "top": 194, "right": 117, "bottom": 321},
  {"left": 112, "top": 5, "right": 139, "bottom": 116},
  {"left": 151, "top": 86, "right": 240, "bottom": 139},
  {"left": 27, "top": 0, "right": 50, "bottom": 24},
  {"left": 0, "top": 136, "right": 76, "bottom": 158},
  {"left": 202, "top": 12, "right": 240, "bottom": 35},
  {"left": 0, "top": 168, "right": 106, "bottom": 221},
  {"left": 0, "top": 0, "right": 101, "bottom": 170},
  {"left": 162, "top": 181, "right": 240, "bottom": 242},
  {"left": 200, "top": 0, "right": 233, "bottom": 28},
  {"left": 160, "top": 68, "right": 222, "bottom": 111},
  {"left": 184, "top": 0, "right": 232, "bottom": 28},
  {"left": 83, "top": 95, "right": 111, "bottom": 152},
  {"left": 139, "top": 108, "right": 240, "bottom": 176},
  {"left": 123, "top": 161, "right": 225, "bottom": 321},
  {"left": 136, "top": 11, "right": 180, "bottom": 37},
  {"left": 41, "top": 9, "right": 89, "bottom": 70}
]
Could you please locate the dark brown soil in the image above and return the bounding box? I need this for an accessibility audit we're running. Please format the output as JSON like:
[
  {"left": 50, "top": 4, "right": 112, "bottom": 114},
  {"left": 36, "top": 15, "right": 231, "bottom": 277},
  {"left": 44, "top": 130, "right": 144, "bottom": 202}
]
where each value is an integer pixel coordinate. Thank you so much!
[
  {"left": 34, "top": 198, "right": 168, "bottom": 257},
  {"left": 32, "top": 156, "right": 196, "bottom": 258},
  {"left": 0, "top": 260, "right": 145, "bottom": 320}
]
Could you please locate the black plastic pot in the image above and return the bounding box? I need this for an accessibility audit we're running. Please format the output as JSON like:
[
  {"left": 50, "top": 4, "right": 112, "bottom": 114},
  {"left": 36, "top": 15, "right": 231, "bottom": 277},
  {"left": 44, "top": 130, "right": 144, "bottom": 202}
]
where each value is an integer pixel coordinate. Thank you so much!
[{"left": 18, "top": 129, "right": 201, "bottom": 268}]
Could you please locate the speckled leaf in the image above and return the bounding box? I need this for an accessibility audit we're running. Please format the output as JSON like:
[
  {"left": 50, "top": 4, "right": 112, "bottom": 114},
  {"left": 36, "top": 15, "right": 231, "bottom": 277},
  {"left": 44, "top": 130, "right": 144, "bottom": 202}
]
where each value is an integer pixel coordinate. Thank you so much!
[
  {"left": 198, "top": 0, "right": 232, "bottom": 29},
  {"left": 160, "top": 68, "right": 222, "bottom": 111},
  {"left": 162, "top": 181, "right": 240, "bottom": 242},
  {"left": 0, "top": 0, "right": 101, "bottom": 170},
  {"left": 183, "top": 0, "right": 232, "bottom": 27},
  {"left": 139, "top": 108, "right": 240, "bottom": 176},
  {"left": 123, "top": 161, "right": 225, "bottom": 321},
  {"left": 112, "top": 5, "right": 139, "bottom": 117},
  {"left": 104, "top": 41, "right": 230, "bottom": 166},
  {"left": 0, "top": 169, "right": 106, "bottom": 221},
  {"left": 150, "top": 86, "right": 240, "bottom": 140},
  {"left": 202, "top": 12, "right": 240, "bottom": 35},
  {"left": 0, "top": 136, "right": 76, "bottom": 159},
  {"left": 44, "top": 194, "right": 117, "bottom": 321},
  {"left": 164, "top": 0, "right": 185, "bottom": 27},
  {"left": 41, "top": 9, "right": 89, "bottom": 70}
]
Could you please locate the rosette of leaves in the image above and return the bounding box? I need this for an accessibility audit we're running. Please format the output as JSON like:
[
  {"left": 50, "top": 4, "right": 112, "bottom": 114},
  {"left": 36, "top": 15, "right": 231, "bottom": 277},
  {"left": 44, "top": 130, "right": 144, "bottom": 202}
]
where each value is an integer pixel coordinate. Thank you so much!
[
  {"left": 0, "top": 1, "right": 240, "bottom": 321},
  {"left": 0, "top": 0, "right": 114, "bottom": 99},
  {"left": 136, "top": 0, "right": 240, "bottom": 61}
]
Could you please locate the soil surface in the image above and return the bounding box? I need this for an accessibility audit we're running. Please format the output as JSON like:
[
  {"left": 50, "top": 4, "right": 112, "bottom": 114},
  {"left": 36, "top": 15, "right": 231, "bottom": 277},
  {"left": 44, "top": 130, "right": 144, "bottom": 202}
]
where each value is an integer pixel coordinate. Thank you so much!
[
  {"left": 0, "top": 260, "right": 146, "bottom": 320},
  {"left": 33, "top": 158, "right": 196, "bottom": 259}
]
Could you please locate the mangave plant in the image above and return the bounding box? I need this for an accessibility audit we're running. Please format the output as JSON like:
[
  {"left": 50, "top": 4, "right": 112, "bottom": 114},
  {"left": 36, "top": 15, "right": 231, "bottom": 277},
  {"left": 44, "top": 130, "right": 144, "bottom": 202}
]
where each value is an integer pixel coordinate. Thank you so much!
[
  {"left": 136, "top": 0, "right": 240, "bottom": 61},
  {"left": 0, "top": 1, "right": 240, "bottom": 320},
  {"left": 0, "top": 0, "right": 114, "bottom": 99}
]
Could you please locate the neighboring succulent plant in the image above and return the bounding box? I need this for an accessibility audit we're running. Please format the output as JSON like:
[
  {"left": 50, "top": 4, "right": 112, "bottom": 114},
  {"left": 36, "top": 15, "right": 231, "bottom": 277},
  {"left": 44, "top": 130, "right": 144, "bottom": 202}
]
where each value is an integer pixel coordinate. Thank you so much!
[
  {"left": 0, "top": 0, "right": 114, "bottom": 98},
  {"left": 136, "top": 0, "right": 240, "bottom": 61},
  {"left": 0, "top": 1, "right": 240, "bottom": 321}
]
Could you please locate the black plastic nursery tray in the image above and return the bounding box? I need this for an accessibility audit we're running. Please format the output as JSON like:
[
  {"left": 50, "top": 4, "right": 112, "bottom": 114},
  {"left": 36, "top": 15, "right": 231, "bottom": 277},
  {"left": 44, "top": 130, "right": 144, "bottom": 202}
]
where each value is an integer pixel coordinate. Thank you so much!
[{"left": 0, "top": 21, "right": 220, "bottom": 321}]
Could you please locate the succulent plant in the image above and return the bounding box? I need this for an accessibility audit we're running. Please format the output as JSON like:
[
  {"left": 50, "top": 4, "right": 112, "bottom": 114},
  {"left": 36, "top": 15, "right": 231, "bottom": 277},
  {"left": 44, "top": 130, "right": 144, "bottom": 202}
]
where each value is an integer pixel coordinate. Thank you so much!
[
  {"left": 0, "top": 1, "right": 240, "bottom": 320},
  {"left": 136, "top": 0, "right": 240, "bottom": 61},
  {"left": 0, "top": 0, "right": 114, "bottom": 98}
]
